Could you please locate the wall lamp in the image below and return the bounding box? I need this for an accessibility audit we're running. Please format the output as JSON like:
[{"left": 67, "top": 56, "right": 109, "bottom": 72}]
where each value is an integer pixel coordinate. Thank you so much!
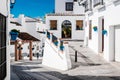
[{"left": 10, "top": 0, "right": 16, "bottom": 9}]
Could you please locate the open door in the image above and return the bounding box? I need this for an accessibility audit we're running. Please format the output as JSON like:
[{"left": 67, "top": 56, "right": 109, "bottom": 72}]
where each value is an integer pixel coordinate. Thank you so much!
[
  {"left": 115, "top": 26, "right": 120, "bottom": 62},
  {"left": 102, "top": 18, "right": 104, "bottom": 52},
  {"left": 61, "top": 20, "right": 72, "bottom": 38}
]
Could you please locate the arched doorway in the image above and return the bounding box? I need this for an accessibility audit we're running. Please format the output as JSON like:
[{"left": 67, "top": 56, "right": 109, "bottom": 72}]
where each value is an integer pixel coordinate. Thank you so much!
[{"left": 61, "top": 20, "right": 72, "bottom": 38}]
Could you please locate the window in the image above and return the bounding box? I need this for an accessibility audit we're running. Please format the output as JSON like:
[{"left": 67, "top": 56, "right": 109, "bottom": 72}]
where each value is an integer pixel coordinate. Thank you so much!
[
  {"left": 50, "top": 20, "right": 57, "bottom": 30},
  {"left": 66, "top": 2, "right": 73, "bottom": 11},
  {"left": 76, "top": 20, "right": 83, "bottom": 30},
  {"left": 89, "top": 20, "right": 92, "bottom": 39},
  {"left": 0, "top": 13, "right": 7, "bottom": 80}
]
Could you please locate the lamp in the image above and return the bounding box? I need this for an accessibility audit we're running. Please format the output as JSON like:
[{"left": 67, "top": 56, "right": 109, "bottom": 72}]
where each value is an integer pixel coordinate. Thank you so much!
[
  {"left": 18, "top": 40, "right": 22, "bottom": 45},
  {"left": 17, "top": 40, "right": 23, "bottom": 50},
  {"left": 10, "top": 0, "right": 16, "bottom": 9}
]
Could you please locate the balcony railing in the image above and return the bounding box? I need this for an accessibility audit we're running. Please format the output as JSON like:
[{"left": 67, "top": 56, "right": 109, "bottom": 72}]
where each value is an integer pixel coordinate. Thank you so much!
[
  {"left": 84, "top": 0, "right": 92, "bottom": 13},
  {"left": 93, "top": 0, "right": 104, "bottom": 7}
]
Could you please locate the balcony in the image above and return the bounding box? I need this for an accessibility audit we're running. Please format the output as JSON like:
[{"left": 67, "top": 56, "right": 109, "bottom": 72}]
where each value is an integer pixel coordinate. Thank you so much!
[
  {"left": 79, "top": 0, "right": 86, "bottom": 4},
  {"left": 85, "top": 8, "right": 92, "bottom": 13},
  {"left": 84, "top": 0, "right": 92, "bottom": 13},
  {"left": 93, "top": 0, "right": 104, "bottom": 9}
]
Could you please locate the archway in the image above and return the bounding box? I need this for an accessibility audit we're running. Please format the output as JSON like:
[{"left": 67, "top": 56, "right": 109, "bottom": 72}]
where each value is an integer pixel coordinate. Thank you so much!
[{"left": 61, "top": 20, "right": 72, "bottom": 38}]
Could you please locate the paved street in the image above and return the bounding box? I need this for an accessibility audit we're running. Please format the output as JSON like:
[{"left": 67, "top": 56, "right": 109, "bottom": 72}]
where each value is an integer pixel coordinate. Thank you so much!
[{"left": 11, "top": 41, "right": 120, "bottom": 80}]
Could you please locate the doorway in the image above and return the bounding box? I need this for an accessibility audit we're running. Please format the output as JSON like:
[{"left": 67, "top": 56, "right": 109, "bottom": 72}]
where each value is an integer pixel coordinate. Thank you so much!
[
  {"left": 102, "top": 18, "right": 104, "bottom": 52},
  {"left": 98, "top": 17, "right": 104, "bottom": 53},
  {"left": 61, "top": 20, "right": 72, "bottom": 38},
  {"left": 115, "top": 25, "right": 120, "bottom": 62}
]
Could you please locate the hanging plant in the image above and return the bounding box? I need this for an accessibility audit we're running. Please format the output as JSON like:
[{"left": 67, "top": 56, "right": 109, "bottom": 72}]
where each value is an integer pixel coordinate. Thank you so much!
[
  {"left": 102, "top": 30, "right": 107, "bottom": 35},
  {"left": 60, "top": 45, "right": 64, "bottom": 51},
  {"left": 54, "top": 40, "right": 58, "bottom": 46},
  {"left": 93, "top": 26, "right": 97, "bottom": 31}
]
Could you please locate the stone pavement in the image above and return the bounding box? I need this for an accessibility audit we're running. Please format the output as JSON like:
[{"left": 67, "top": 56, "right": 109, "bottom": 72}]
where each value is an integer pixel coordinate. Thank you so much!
[{"left": 11, "top": 41, "right": 120, "bottom": 80}]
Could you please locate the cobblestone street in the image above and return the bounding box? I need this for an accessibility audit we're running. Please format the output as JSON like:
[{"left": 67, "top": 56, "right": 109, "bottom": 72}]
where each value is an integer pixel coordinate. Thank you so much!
[{"left": 11, "top": 41, "right": 120, "bottom": 80}]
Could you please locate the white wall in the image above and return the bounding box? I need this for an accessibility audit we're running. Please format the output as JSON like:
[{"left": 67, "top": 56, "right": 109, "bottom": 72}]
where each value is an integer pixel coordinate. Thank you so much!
[
  {"left": 85, "top": 1, "right": 120, "bottom": 61},
  {"left": 0, "top": 0, "right": 11, "bottom": 80},
  {"left": 9, "top": 23, "right": 26, "bottom": 32},
  {"left": 25, "top": 22, "right": 41, "bottom": 40},
  {"left": 0, "top": 0, "right": 8, "bottom": 16},
  {"left": 42, "top": 39, "right": 71, "bottom": 70},
  {"left": 46, "top": 15, "right": 85, "bottom": 40},
  {"left": 73, "top": 2, "right": 85, "bottom": 14},
  {"left": 55, "top": 0, "right": 73, "bottom": 13}
]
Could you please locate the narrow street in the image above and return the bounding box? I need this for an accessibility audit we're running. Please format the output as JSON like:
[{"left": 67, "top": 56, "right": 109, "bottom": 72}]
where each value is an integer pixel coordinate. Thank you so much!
[{"left": 11, "top": 41, "right": 120, "bottom": 80}]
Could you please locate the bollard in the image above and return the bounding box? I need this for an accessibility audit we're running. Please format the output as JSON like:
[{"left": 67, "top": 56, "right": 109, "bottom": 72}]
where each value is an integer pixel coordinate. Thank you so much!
[{"left": 75, "top": 51, "right": 77, "bottom": 62}]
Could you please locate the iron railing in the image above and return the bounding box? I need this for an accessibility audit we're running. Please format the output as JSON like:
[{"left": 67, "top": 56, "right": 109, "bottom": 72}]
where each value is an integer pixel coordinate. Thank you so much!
[{"left": 93, "top": 0, "right": 104, "bottom": 7}]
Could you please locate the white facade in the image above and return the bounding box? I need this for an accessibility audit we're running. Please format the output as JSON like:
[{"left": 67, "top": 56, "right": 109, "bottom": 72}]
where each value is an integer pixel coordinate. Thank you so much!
[
  {"left": 46, "top": 15, "right": 85, "bottom": 40},
  {"left": 9, "top": 14, "right": 46, "bottom": 59},
  {"left": 46, "top": 0, "right": 85, "bottom": 40},
  {"left": 42, "top": 38, "right": 72, "bottom": 70},
  {"left": 55, "top": 0, "right": 84, "bottom": 14},
  {"left": 0, "top": 0, "right": 10, "bottom": 80},
  {"left": 84, "top": 0, "right": 120, "bottom": 61}
]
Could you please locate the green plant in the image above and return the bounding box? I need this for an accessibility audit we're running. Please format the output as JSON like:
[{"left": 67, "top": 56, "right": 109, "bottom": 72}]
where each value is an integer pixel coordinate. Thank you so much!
[
  {"left": 10, "top": 29, "right": 20, "bottom": 33},
  {"left": 93, "top": 26, "right": 97, "bottom": 31}
]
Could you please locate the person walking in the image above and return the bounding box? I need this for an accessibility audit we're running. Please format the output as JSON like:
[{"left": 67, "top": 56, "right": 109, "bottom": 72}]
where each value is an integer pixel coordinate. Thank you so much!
[{"left": 36, "top": 52, "right": 39, "bottom": 60}]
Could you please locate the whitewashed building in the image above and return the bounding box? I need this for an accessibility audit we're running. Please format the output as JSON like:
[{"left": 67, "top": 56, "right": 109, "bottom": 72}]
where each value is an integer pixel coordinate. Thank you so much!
[
  {"left": 9, "top": 14, "right": 46, "bottom": 60},
  {"left": 46, "top": 0, "right": 85, "bottom": 40},
  {"left": 0, "top": 0, "right": 10, "bottom": 80},
  {"left": 80, "top": 0, "right": 120, "bottom": 61}
]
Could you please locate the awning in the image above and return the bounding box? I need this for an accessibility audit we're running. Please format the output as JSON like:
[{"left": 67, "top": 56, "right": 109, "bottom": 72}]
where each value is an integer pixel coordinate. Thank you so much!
[
  {"left": 37, "top": 31, "right": 46, "bottom": 34},
  {"left": 10, "top": 21, "right": 22, "bottom": 26},
  {"left": 18, "top": 32, "right": 40, "bottom": 41}
]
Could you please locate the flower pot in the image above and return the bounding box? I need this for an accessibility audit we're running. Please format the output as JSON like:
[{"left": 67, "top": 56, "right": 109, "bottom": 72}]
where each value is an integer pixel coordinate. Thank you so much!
[
  {"left": 54, "top": 41, "right": 58, "bottom": 46},
  {"left": 102, "top": 30, "right": 107, "bottom": 35},
  {"left": 47, "top": 35, "right": 50, "bottom": 39},
  {"left": 60, "top": 46, "right": 64, "bottom": 51},
  {"left": 93, "top": 27, "right": 97, "bottom": 31},
  {"left": 10, "top": 32, "right": 19, "bottom": 40}
]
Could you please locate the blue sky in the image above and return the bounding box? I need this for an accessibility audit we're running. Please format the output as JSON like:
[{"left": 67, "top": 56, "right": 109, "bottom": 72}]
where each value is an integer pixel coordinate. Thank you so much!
[{"left": 12, "top": 0, "right": 55, "bottom": 18}]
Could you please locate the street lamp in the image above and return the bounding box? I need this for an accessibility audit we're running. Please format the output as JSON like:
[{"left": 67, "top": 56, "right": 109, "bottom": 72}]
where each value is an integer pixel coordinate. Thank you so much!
[
  {"left": 17, "top": 40, "right": 23, "bottom": 60},
  {"left": 17, "top": 40, "right": 23, "bottom": 50},
  {"left": 10, "top": 0, "right": 16, "bottom": 9}
]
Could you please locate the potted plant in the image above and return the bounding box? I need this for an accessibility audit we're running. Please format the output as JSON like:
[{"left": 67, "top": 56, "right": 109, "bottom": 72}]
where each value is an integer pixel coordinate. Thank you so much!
[
  {"left": 60, "top": 45, "right": 64, "bottom": 51},
  {"left": 10, "top": 29, "right": 20, "bottom": 40},
  {"left": 93, "top": 26, "right": 97, "bottom": 31},
  {"left": 102, "top": 30, "right": 107, "bottom": 35},
  {"left": 60, "top": 41, "right": 64, "bottom": 51},
  {"left": 54, "top": 40, "right": 58, "bottom": 46}
]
